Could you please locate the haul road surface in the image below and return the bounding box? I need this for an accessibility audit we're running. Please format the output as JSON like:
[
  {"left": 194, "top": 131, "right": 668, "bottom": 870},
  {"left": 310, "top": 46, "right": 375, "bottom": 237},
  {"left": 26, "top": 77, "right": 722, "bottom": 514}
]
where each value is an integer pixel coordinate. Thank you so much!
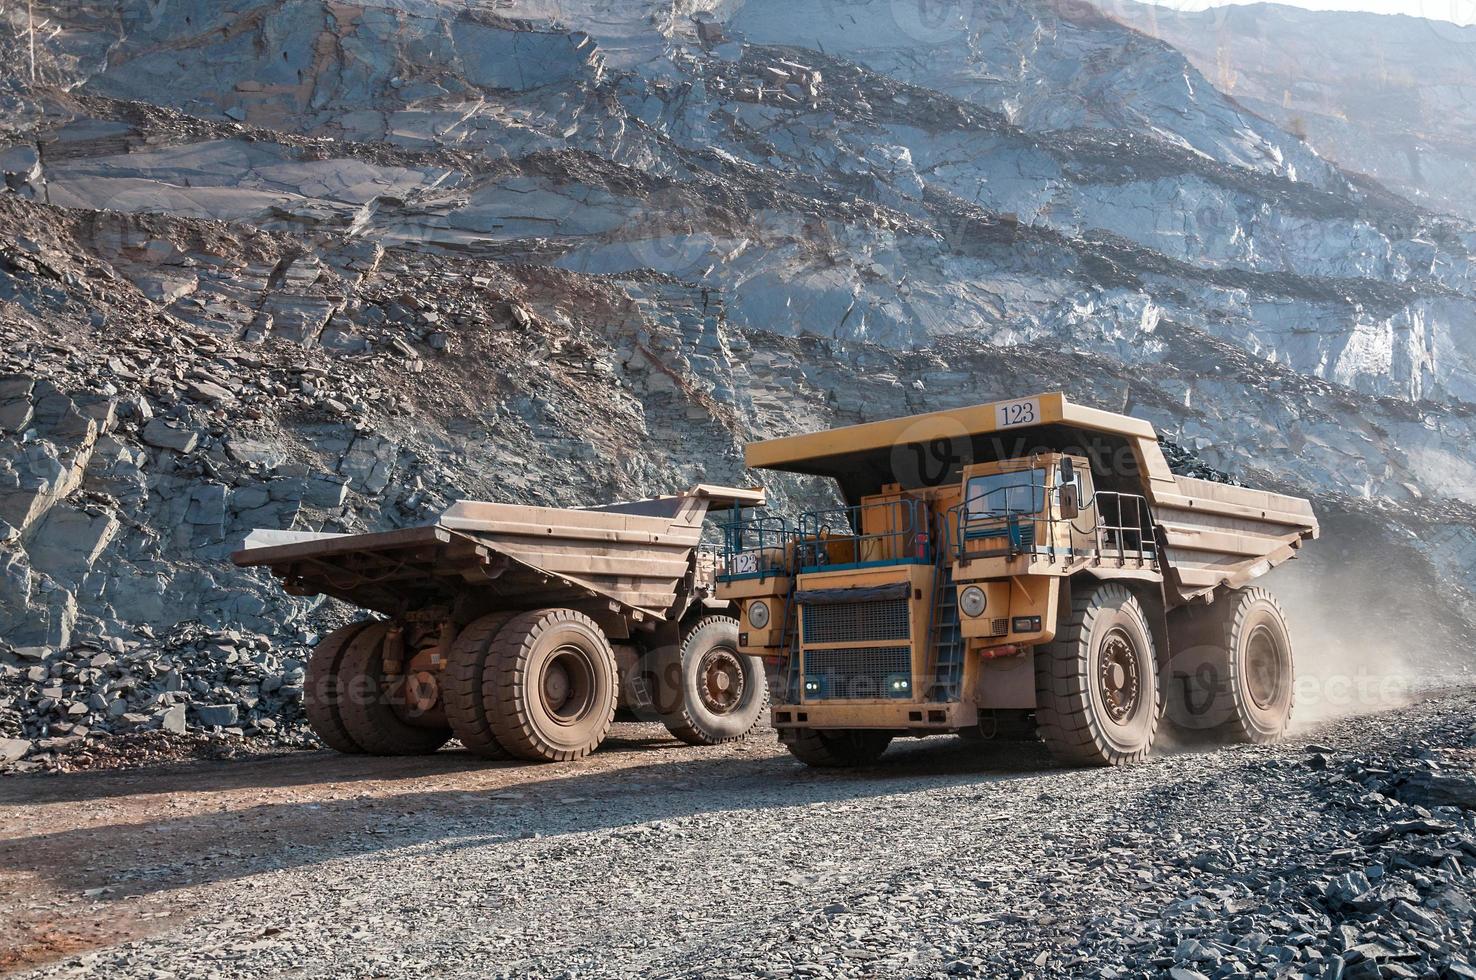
[{"left": 3, "top": 689, "right": 1476, "bottom": 979}]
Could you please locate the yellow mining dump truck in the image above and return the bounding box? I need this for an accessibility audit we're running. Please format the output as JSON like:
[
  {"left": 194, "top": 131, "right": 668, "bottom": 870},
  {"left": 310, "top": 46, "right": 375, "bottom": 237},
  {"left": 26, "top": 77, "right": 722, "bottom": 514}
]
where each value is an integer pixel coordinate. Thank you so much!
[
  {"left": 234, "top": 485, "right": 768, "bottom": 762},
  {"left": 717, "top": 393, "right": 1319, "bottom": 767}
]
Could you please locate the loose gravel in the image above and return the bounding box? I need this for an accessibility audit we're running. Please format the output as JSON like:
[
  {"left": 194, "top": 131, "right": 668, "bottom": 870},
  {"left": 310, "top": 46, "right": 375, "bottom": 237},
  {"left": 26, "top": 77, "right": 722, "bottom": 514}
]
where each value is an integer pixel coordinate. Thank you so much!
[{"left": 4, "top": 692, "right": 1475, "bottom": 979}]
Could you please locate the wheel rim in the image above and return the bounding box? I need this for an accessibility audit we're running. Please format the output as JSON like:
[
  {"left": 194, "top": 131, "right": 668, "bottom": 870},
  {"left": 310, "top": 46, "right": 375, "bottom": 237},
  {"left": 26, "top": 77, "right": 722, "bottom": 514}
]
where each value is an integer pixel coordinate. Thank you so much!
[
  {"left": 1245, "top": 625, "right": 1285, "bottom": 710},
  {"left": 542, "top": 645, "right": 596, "bottom": 723},
  {"left": 405, "top": 671, "right": 439, "bottom": 713},
  {"left": 1098, "top": 627, "right": 1141, "bottom": 724},
  {"left": 697, "top": 646, "right": 746, "bottom": 714}
]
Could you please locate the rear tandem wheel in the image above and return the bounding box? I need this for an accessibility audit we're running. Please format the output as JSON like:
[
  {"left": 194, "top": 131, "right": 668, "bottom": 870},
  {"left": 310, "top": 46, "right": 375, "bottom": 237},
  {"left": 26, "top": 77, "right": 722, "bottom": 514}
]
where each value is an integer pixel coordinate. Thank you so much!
[
  {"left": 484, "top": 608, "right": 619, "bottom": 763},
  {"left": 443, "top": 612, "right": 519, "bottom": 759},
  {"left": 336, "top": 621, "right": 455, "bottom": 756},
  {"left": 1166, "top": 587, "right": 1295, "bottom": 744},
  {"left": 303, "top": 620, "right": 375, "bottom": 754}
]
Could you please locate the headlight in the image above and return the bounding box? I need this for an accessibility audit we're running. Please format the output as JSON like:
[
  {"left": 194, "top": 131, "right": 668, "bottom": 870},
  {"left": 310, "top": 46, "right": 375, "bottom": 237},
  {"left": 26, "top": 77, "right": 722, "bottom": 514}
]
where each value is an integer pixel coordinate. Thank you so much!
[
  {"left": 959, "top": 586, "right": 987, "bottom": 618},
  {"left": 747, "top": 599, "right": 771, "bottom": 629}
]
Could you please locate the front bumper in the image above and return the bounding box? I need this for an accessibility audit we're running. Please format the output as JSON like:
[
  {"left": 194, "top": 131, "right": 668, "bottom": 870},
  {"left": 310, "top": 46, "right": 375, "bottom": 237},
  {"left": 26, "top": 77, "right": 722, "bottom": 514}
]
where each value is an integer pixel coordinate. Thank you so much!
[{"left": 769, "top": 700, "right": 974, "bottom": 731}]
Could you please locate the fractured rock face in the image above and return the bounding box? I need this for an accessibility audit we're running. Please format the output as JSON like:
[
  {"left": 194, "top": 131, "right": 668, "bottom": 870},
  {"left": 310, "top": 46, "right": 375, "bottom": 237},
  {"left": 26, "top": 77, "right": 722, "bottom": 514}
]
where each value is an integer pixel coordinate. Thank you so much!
[
  {"left": 338, "top": 433, "right": 397, "bottom": 494},
  {"left": 10, "top": 0, "right": 1474, "bottom": 405},
  {"left": 141, "top": 419, "right": 200, "bottom": 454},
  {"left": 0, "top": 0, "right": 1474, "bottom": 763},
  {"left": 1099, "top": 0, "right": 1476, "bottom": 224},
  {"left": 27, "top": 506, "right": 119, "bottom": 582}
]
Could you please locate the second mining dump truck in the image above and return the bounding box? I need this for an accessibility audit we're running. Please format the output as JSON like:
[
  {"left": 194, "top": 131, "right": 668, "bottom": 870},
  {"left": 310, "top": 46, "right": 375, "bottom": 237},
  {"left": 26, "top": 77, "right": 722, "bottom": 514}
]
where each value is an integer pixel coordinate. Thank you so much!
[
  {"left": 234, "top": 485, "right": 768, "bottom": 762},
  {"left": 717, "top": 393, "right": 1319, "bottom": 767}
]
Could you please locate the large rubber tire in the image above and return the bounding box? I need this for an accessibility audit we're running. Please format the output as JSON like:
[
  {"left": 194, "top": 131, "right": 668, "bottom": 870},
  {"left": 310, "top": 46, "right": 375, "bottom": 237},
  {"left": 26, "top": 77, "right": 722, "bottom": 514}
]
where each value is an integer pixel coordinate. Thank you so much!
[
  {"left": 657, "top": 616, "right": 767, "bottom": 746},
  {"left": 444, "top": 612, "right": 518, "bottom": 759},
  {"left": 781, "top": 728, "right": 893, "bottom": 768},
  {"left": 1166, "top": 588, "right": 1294, "bottom": 744},
  {"left": 1035, "top": 582, "right": 1161, "bottom": 766},
  {"left": 485, "top": 608, "right": 618, "bottom": 763},
  {"left": 337, "top": 622, "right": 454, "bottom": 756},
  {"left": 303, "top": 620, "right": 375, "bottom": 754}
]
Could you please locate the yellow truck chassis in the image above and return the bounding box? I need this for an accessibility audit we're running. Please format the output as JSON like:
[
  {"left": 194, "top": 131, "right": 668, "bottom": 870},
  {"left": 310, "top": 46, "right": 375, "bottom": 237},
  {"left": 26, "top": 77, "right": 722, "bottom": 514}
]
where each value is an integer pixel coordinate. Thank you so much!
[{"left": 718, "top": 393, "right": 1318, "bottom": 767}]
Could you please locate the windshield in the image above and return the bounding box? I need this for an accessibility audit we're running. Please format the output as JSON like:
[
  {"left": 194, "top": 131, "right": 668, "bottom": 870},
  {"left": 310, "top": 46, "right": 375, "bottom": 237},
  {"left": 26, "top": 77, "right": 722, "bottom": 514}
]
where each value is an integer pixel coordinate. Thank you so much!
[{"left": 965, "top": 469, "right": 1046, "bottom": 516}]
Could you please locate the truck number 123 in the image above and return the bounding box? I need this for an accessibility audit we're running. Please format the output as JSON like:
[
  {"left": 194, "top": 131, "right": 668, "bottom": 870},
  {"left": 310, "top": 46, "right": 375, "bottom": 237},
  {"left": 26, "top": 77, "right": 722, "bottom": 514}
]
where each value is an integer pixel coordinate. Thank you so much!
[{"left": 995, "top": 398, "right": 1039, "bottom": 428}]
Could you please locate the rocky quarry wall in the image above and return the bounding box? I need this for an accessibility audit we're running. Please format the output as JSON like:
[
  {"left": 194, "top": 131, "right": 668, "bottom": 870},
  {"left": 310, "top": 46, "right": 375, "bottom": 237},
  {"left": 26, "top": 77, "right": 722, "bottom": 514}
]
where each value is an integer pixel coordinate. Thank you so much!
[{"left": 2, "top": 0, "right": 1475, "bottom": 766}]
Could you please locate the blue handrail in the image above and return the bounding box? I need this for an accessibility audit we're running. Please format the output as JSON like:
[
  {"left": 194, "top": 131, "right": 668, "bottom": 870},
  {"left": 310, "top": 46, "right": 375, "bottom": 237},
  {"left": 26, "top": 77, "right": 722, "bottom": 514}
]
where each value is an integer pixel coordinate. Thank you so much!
[
  {"left": 717, "top": 513, "right": 794, "bottom": 582},
  {"left": 795, "top": 497, "right": 930, "bottom": 571}
]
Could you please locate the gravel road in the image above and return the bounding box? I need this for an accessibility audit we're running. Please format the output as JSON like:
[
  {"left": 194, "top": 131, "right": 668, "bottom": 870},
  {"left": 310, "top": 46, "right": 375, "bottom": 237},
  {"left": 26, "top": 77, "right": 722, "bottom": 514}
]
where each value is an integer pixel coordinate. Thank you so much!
[{"left": 4, "top": 692, "right": 1475, "bottom": 979}]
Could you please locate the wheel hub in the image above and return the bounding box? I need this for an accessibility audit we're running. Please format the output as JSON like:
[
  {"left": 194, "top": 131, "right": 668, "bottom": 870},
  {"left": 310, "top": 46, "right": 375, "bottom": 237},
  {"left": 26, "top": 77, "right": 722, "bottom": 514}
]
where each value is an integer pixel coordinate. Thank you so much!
[
  {"left": 405, "top": 671, "right": 440, "bottom": 713},
  {"left": 697, "top": 648, "right": 745, "bottom": 714},
  {"left": 541, "top": 647, "right": 595, "bottom": 722},
  {"left": 544, "top": 662, "right": 571, "bottom": 708},
  {"left": 1098, "top": 629, "right": 1141, "bottom": 724},
  {"left": 1245, "top": 625, "right": 1284, "bottom": 710}
]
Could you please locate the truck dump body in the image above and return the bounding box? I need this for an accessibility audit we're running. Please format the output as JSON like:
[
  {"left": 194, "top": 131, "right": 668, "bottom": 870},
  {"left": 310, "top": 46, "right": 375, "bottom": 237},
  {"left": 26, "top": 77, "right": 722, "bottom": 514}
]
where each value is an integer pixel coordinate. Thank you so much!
[
  {"left": 234, "top": 485, "right": 764, "bottom": 622},
  {"left": 1155, "top": 475, "right": 1318, "bottom": 599},
  {"left": 236, "top": 484, "right": 771, "bottom": 763},
  {"left": 743, "top": 392, "right": 1318, "bottom": 603}
]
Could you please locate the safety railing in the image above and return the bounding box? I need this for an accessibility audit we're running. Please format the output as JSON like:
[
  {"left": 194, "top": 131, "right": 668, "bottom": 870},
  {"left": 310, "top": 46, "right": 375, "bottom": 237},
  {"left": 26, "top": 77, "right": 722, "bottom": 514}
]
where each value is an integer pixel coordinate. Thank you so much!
[
  {"left": 950, "top": 483, "right": 1157, "bottom": 567},
  {"left": 796, "top": 497, "right": 931, "bottom": 573},
  {"left": 953, "top": 473, "right": 1053, "bottom": 557},
  {"left": 716, "top": 513, "right": 795, "bottom": 582},
  {"left": 1091, "top": 492, "right": 1158, "bottom": 567}
]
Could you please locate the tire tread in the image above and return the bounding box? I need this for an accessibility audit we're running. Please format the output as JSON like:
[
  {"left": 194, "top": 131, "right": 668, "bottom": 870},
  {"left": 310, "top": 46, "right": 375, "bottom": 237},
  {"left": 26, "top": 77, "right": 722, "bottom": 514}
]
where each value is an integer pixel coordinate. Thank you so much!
[
  {"left": 1217, "top": 587, "right": 1294, "bottom": 744},
  {"left": 338, "top": 623, "right": 453, "bottom": 756},
  {"left": 444, "top": 612, "right": 518, "bottom": 759},
  {"left": 485, "top": 608, "right": 617, "bottom": 763},
  {"left": 1034, "top": 583, "right": 1161, "bottom": 766},
  {"left": 303, "top": 621, "right": 374, "bottom": 754}
]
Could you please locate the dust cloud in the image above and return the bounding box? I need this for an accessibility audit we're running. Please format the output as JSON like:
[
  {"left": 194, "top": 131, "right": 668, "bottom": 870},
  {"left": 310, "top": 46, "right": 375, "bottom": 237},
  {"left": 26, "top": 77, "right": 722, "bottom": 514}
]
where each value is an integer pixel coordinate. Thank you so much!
[{"left": 1263, "top": 522, "right": 1474, "bottom": 731}]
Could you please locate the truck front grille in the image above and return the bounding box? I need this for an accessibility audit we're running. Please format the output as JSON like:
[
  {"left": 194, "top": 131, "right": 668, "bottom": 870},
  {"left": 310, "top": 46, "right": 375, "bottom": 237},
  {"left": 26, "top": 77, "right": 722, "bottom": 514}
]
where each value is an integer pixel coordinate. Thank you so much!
[
  {"left": 801, "top": 646, "right": 912, "bottom": 700},
  {"left": 801, "top": 598, "right": 910, "bottom": 644}
]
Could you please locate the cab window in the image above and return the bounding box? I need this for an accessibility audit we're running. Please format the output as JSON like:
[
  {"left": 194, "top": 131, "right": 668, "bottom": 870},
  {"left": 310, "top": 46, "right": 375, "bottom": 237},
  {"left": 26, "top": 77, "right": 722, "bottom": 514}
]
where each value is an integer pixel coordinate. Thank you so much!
[
  {"left": 1056, "top": 470, "right": 1083, "bottom": 506},
  {"left": 965, "top": 469, "right": 1045, "bottom": 515}
]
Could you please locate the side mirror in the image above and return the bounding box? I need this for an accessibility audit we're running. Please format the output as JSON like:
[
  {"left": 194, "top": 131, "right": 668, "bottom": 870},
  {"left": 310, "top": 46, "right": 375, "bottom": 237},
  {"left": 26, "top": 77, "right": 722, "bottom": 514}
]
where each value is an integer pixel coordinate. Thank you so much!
[
  {"left": 1059, "top": 457, "right": 1075, "bottom": 484},
  {"left": 1058, "top": 482, "right": 1080, "bottom": 520}
]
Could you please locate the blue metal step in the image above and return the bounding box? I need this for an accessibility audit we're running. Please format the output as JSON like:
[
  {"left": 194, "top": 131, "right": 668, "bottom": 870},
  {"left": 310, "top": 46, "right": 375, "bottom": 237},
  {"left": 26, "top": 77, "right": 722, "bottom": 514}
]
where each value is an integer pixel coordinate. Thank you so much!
[
  {"left": 929, "top": 566, "right": 966, "bottom": 701},
  {"left": 782, "top": 588, "right": 802, "bottom": 702}
]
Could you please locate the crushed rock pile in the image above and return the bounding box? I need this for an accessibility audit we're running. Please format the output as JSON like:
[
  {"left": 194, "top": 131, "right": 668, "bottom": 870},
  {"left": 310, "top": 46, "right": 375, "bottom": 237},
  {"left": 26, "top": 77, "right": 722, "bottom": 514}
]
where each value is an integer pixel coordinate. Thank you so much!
[
  {"left": 0, "top": 623, "right": 325, "bottom": 773},
  {"left": 941, "top": 711, "right": 1476, "bottom": 979},
  {"left": 1119, "top": 742, "right": 1476, "bottom": 980}
]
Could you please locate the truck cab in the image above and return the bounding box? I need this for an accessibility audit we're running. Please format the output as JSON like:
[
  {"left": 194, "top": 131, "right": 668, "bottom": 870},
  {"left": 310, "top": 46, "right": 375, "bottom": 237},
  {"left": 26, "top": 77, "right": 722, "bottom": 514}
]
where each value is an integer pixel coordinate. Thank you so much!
[{"left": 717, "top": 393, "right": 1317, "bottom": 768}]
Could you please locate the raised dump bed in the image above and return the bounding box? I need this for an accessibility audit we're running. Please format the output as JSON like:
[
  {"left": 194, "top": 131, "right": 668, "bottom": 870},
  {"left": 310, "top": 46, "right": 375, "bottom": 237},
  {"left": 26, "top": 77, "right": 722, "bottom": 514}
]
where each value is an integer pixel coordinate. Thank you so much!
[
  {"left": 236, "top": 485, "right": 768, "bottom": 762},
  {"left": 716, "top": 393, "right": 1319, "bottom": 767},
  {"left": 1152, "top": 475, "right": 1319, "bottom": 599}
]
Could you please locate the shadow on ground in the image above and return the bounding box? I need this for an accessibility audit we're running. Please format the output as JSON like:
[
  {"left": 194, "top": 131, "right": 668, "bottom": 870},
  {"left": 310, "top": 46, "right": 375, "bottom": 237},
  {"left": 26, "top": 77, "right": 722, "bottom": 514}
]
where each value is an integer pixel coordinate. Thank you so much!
[
  {"left": 0, "top": 729, "right": 1066, "bottom": 901},
  {"left": 2, "top": 729, "right": 684, "bottom": 806}
]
